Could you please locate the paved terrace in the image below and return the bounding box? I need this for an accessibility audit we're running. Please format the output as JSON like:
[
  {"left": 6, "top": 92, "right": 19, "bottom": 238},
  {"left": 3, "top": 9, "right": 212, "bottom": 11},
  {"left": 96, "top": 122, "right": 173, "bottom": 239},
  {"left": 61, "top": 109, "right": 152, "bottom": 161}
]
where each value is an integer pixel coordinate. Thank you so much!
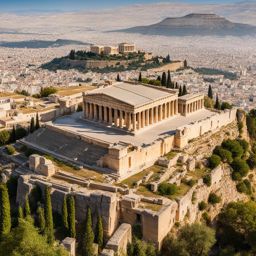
[{"left": 49, "top": 109, "right": 215, "bottom": 147}]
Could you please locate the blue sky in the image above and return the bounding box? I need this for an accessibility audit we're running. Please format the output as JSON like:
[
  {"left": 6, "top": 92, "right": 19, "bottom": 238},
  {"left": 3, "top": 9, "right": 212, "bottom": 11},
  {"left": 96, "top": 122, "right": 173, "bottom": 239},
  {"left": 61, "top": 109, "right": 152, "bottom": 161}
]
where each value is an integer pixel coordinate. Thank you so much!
[{"left": 0, "top": 0, "right": 243, "bottom": 12}]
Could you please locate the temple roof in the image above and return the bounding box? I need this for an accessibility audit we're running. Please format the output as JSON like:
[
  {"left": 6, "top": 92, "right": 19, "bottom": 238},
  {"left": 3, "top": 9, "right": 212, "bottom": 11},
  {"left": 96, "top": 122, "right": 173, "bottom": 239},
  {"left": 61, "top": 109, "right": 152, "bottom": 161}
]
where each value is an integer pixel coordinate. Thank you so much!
[{"left": 85, "top": 82, "right": 174, "bottom": 107}]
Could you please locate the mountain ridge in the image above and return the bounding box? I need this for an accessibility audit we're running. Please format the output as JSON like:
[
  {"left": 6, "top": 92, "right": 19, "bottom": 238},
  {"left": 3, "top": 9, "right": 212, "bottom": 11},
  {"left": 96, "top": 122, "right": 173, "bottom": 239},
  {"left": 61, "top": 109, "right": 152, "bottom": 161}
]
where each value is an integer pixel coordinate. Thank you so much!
[{"left": 114, "top": 13, "right": 256, "bottom": 37}]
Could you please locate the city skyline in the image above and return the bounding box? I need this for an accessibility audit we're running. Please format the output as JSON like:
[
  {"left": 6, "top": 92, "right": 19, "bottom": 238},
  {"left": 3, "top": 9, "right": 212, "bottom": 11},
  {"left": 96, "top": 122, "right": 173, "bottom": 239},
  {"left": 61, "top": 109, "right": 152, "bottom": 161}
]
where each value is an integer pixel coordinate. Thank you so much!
[{"left": 0, "top": 0, "right": 244, "bottom": 12}]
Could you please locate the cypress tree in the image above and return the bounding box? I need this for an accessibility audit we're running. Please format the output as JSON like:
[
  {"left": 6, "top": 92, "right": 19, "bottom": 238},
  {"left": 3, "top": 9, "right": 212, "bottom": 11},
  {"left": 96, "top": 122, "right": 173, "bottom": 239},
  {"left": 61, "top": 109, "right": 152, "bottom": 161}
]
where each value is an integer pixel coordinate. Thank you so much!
[
  {"left": 208, "top": 85, "right": 213, "bottom": 99},
  {"left": 157, "top": 75, "right": 161, "bottom": 81},
  {"left": 44, "top": 186, "right": 54, "bottom": 244},
  {"left": 30, "top": 117, "right": 35, "bottom": 133},
  {"left": 95, "top": 214, "right": 104, "bottom": 251},
  {"left": 116, "top": 74, "right": 121, "bottom": 82},
  {"left": 182, "top": 85, "right": 188, "bottom": 95},
  {"left": 161, "top": 72, "right": 167, "bottom": 87},
  {"left": 35, "top": 113, "right": 40, "bottom": 130},
  {"left": 37, "top": 205, "right": 45, "bottom": 234},
  {"left": 133, "top": 239, "right": 146, "bottom": 256},
  {"left": 175, "top": 83, "right": 179, "bottom": 89},
  {"left": 215, "top": 95, "right": 221, "bottom": 110},
  {"left": 138, "top": 72, "right": 142, "bottom": 82},
  {"left": 184, "top": 59, "right": 188, "bottom": 68},
  {"left": 18, "top": 205, "right": 24, "bottom": 219},
  {"left": 0, "top": 184, "right": 11, "bottom": 239},
  {"left": 68, "top": 195, "right": 76, "bottom": 238},
  {"left": 9, "top": 126, "right": 16, "bottom": 143},
  {"left": 24, "top": 195, "right": 31, "bottom": 217},
  {"left": 62, "top": 195, "right": 69, "bottom": 233},
  {"left": 167, "top": 70, "right": 172, "bottom": 88},
  {"left": 178, "top": 86, "right": 182, "bottom": 97},
  {"left": 82, "top": 207, "right": 94, "bottom": 256}
]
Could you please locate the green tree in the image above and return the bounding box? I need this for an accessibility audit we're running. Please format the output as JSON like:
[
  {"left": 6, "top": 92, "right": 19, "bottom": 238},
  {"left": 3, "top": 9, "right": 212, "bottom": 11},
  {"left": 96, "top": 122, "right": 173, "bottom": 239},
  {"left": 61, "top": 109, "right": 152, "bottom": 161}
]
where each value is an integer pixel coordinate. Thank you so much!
[
  {"left": 158, "top": 182, "right": 177, "bottom": 196},
  {"left": 15, "top": 127, "right": 27, "bottom": 140},
  {"left": 40, "top": 87, "right": 57, "bottom": 98},
  {"left": 146, "top": 243, "right": 156, "bottom": 256},
  {"left": 69, "top": 50, "right": 76, "bottom": 60},
  {"left": 82, "top": 207, "right": 94, "bottom": 256},
  {"left": 217, "top": 201, "right": 256, "bottom": 251},
  {"left": 221, "top": 102, "right": 232, "bottom": 110},
  {"left": 95, "top": 214, "right": 103, "bottom": 251},
  {"left": 207, "top": 85, "right": 213, "bottom": 99},
  {"left": 161, "top": 72, "right": 167, "bottom": 87},
  {"left": 9, "top": 126, "right": 16, "bottom": 143},
  {"left": 44, "top": 186, "right": 54, "bottom": 244},
  {"left": 208, "top": 193, "right": 221, "bottom": 205},
  {"left": 247, "top": 153, "right": 256, "bottom": 169},
  {"left": 167, "top": 70, "right": 172, "bottom": 88},
  {"left": 231, "top": 159, "right": 249, "bottom": 178},
  {"left": 182, "top": 85, "right": 188, "bottom": 95},
  {"left": 24, "top": 195, "right": 31, "bottom": 218},
  {"left": 162, "top": 223, "right": 215, "bottom": 256},
  {"left": 213, "top": 146, "right": 233, "bottom": 164},
  {"left": 133, "top": 239, "right": 146, "bottom": 256},
  {"left": 62, "top": 195, "right": 69, "bottom": 233},
  {"left": 0, "top": 184, "right": 11, "bottom": 239},
  {"left": 18, "top": 206, "right": 24, "bottom": 219},
  {"left": 0, "top": 219, "right": 68, "bottom": 256},
  {"left": 37, "top": 205, "right": 45, "bottom": 234},
  {"left": 30, "top": 117, "right": 35, "bottom": 133},
  {"left": 67, "top": 195, "right": 76, "bottom": 238},
  {"left": 204, "top": 96, "right": 214, "bottom": 109},
  {"left": 222, "top": 139, "right": 244, "bottom": 158},
  {"left": 178, "top": 86, "right": 183, "bottom": 97},
  {"left": 184, "top": 59, "right": 188, "bottom": 68},
  {"left": 214, "top": 95, "right": 221, "bottom": 110},
  {"left": 198, "top": 201, "right": 207, "bottom": 211},
  {"left": 138, "top": 72, "right": 142, "bottom": 82},
  {"left": 208, "top": 154, "right": 221, "bottom": 169},
  {"left": 116, "top": 74, "right": 121, "bottom": 82},
  {"left": 36, "top": 113, "right": 40, "bottom": 130},
  {"left": 0, "top": 130, "right": 11, "bottom": 146}
]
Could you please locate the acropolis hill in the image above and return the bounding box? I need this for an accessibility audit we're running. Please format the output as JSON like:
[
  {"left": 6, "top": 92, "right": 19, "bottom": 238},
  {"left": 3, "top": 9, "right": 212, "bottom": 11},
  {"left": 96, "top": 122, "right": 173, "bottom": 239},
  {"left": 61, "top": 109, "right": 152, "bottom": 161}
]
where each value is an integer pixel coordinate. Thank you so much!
[{"left": 3, "top": 78, "right": 251, "bottom": 256}]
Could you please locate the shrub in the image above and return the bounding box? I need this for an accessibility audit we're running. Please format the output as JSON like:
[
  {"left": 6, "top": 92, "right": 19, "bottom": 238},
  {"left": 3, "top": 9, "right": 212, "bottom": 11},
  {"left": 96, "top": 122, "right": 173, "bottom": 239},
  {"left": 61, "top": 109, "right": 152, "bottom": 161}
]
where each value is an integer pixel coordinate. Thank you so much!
[
  {"left": 0, "top": 130, "right": 11, "bottom": 146},
  {"left": 221, "top": 102, "right": 232, "bottom": 110},
  {"left": 232, "top": 171, "right": 242, "bottom": 181},
  {"left": 208, "top": 193, "right": 221, "bottom": 205},
  {"left": 158, "top": 182, "right": 178, "bottom": 196},
  {"left": 186, "top": 179, "right": 196, "bottom": 187},
  {"left": 231, "top": 158, "right": 249, "bottom": 177},
  {"left": 247, "top": 153, "right": 256, "bottom": 169},
  {"left": 222, "top": 139, "right": 244, "bottom": 158},
  {"left": 203, "top": 174, "right": 212, "bottom": 187},
  {"left": 198, "top": 201, "right": 207, "bottom": 211},
  {"left": 6, "top": 145, "right": 15, "bottom": 155},
  {"left": 208, "top": 154, "right": 221, "bottom": 169},
  {"left": 213, "top": 146, "right": 233, "bottom": 164},
  {"left": 237, "top": 139, "right": 249, "bottom": 153},
  {"left": 40, "top": 87, "right": 57, "bottom": 98},
  {"left": 236, "top": 179, "right": 252, "bottom": 195}
]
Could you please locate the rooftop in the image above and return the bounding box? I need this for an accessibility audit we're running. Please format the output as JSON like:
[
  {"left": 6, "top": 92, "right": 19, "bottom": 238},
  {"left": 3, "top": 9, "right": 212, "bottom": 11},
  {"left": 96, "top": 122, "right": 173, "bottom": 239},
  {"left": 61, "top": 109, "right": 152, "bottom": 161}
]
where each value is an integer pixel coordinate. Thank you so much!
[
  {"left": 178, "top": 93, "right": 204, "bottom": 101},
  {"left": 85, "top": 82, "right": 174, "bottom": 108}
]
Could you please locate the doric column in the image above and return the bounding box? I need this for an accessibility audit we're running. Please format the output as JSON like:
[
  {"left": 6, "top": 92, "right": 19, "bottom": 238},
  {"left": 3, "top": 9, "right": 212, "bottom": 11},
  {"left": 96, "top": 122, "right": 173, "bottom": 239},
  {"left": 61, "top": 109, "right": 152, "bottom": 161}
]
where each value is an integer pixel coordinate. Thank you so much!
[
  {"left": 137, "top": 113, "right": 141, "bottom": 130},
  {"left": 89, "top": 103, "right": 92, "bottom": 119},
  {"left": 132, "top": 113, "right": 136, "bottom": 132},
  {"left": 159, "top": 105, "right": 162, "bottom": 121},
  {"left": 114, "top": 109, "right": 119, "bottom": 127},
  {"left": 141, "top": 111, "right": 145, "bottom": 128},
  {"left": 155, "top": 107, "right": 158, "bottom": 123},
  {"left": 93, "top": 104, "right": 97, "bottom": 120},
  {"left": 126, "top": 113, "right": 131, "bottom": 130},
  {"left": 119, "top": 111, "right": 123, "bottom": 128},
  {"left": 109, "top": 108, "right": 113, "bottom": 125},
  {"left": 104, "top": 107, "right": 108, "bottom": 122},
  {"left": 146, "top": 109, "right": 149, "bottom": 126},
  {"left": 149, "top": 108, "right": 153, "bottom": 124},
  {"left": 99, "top": 106, "right": 103, "bottom": 121}
]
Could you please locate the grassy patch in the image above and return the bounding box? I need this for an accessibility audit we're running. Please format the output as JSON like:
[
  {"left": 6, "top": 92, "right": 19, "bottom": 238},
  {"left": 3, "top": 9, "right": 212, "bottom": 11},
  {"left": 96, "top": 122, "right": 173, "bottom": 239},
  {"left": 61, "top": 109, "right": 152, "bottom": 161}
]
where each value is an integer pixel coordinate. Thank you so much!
[{"left": 165, "top": 151, "right": 177, "bottom": 160}]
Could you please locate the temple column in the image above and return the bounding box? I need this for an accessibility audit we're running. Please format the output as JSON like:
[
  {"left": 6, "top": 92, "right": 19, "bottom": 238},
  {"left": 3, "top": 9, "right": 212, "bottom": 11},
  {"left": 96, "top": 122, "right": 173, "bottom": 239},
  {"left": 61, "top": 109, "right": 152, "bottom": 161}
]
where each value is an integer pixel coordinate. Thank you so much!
[
  {"left": 159, "top": 105, "right": 162, "bottom": 121},
  {"left": 132, "top": 113, "right": 136, "bottom": 132},
  {"left": 104, "top": 107, "right": 108, "bottom": 122},
  {"left": 166, "top": 103, "right": 170, "bottom": 118},
  {"left": 150, "top": 108, "right": 153, "bottom": 124},
  {"left": 137, "top": 113, "right": 141, "bottom": 130},
  {"left": 141, "top": 111, "right": 145, "bottom": 128},
  {"left": 127, "top": 113, "right": 132, "bottom": 130},
  {"left": 89, "top": 103, "right": 92, "bottom": 119},
  {"left": 146, "top": 109, "right": 149, "bottom": 126},
  {"left": 99, "top": 106, "right": 103, "bottom": 122},
  {"left": 114, "top": 109, "right": 119, "bottom": 127},
  {"left": 119, "top": 111, "right": 123, "bottom": 128},
  {"left": 109, "top": 108, "right": 113, "bottom": 125},
  {"left": 155, "top": 107, "right": 158, "bottom": 122}
]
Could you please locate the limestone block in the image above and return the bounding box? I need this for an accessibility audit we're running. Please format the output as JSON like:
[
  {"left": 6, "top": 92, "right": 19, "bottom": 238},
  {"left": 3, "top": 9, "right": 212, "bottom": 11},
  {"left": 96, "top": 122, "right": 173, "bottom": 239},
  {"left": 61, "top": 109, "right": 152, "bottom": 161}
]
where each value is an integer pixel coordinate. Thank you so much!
[
  {"left": 150, "top": 182, "right": 158, "bottom": 192},
  {"left": 178, "top": 154, "right": 189, "bottom": 164},
  {"left": 187, "top": 158, "right": 196, "bottom": 172},
  {"left": 62, "top": 237, "right": 76, "bottom": 256},
  {"left": 100, "top": 249, "right": 115, "bottom": 256}
]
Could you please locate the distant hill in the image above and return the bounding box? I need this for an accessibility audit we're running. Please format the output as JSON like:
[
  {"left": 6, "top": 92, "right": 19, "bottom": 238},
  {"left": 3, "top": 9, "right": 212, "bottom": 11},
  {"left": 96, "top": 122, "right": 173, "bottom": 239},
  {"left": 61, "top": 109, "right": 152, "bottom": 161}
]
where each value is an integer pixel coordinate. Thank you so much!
[
  {"left": 0, "top": 39, "right": 90, "bottom": 49},
  {"left": 115, "top": 13, "right": 256, "bottom": 37}
]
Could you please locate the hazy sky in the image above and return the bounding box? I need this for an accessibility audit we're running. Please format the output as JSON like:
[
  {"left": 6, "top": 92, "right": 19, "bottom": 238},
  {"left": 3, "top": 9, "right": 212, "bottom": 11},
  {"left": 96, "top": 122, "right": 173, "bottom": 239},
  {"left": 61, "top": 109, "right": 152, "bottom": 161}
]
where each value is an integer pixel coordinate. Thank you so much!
[{"left": 0, "top": 0, "right": 242, "bottom": 12}]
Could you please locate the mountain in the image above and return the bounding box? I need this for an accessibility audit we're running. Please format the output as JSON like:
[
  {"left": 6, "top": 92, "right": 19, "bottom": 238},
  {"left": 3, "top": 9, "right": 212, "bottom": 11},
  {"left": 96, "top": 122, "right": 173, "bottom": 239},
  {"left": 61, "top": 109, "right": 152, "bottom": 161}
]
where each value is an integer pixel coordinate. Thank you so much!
[
  {"left": 0, "top": 39, "right": 89, "bottom": 49},
  {"left": 114, "top": 13, "right": 256, "bottom": 37}
]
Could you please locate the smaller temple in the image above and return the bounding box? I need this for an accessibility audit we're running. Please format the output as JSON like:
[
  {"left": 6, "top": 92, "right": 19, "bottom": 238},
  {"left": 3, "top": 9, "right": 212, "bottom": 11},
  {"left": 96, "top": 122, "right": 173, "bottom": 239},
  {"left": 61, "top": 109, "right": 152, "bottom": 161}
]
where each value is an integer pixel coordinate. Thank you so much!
[{"left": 178, "top": 93, "right": 204, "bottom": 116}]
